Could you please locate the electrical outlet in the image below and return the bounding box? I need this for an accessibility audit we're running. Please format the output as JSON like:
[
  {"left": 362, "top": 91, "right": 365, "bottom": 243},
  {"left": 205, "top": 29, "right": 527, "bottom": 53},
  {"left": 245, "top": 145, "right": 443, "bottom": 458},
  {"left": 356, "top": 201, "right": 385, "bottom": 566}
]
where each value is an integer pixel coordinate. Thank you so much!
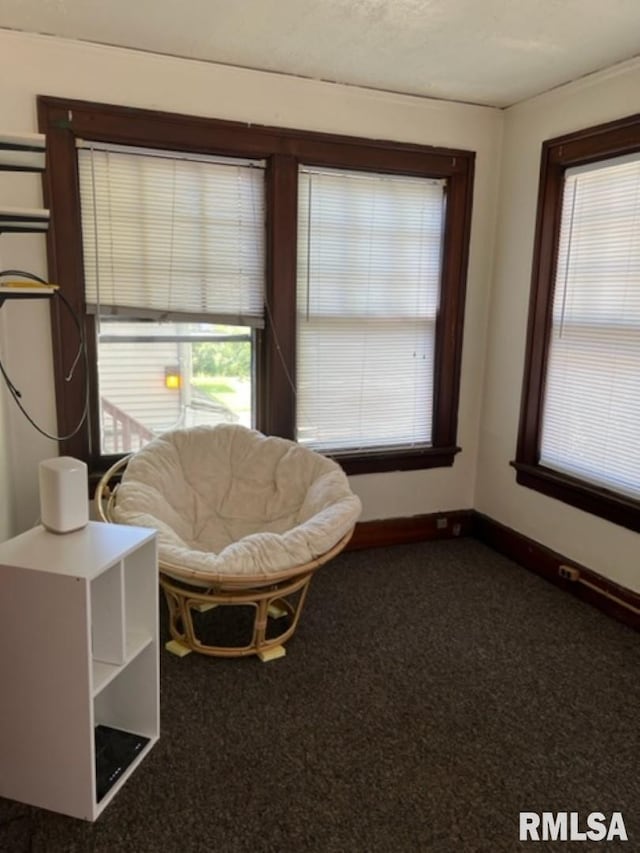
[
  {"left": 436, "top": 517, "right": 448, "bottom": 529},
  {"left": 558, "top": 565, "right": 580, "bottom": 581}
]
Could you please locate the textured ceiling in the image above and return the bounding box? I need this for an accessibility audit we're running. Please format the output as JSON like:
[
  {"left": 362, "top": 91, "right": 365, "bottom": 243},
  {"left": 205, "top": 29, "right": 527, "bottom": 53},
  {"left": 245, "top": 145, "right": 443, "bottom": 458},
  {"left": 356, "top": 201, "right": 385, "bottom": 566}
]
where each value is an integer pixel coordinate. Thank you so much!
[{"left": 1, "top": 0, "right": 640, "bottom": 107}]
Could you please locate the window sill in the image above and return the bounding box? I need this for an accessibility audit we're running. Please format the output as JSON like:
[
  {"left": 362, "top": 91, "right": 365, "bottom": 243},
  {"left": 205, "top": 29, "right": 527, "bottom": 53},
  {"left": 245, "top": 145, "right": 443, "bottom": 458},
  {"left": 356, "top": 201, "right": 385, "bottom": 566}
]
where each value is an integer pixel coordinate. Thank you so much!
[
  {"left": 511, "top": 460, "right": 640, "bottom": 533},
  {"left": 88, "top": 445, "right": 460, "bottom": 486},
  {"left": 331, "top": 445, "right": 461, "bottom": 476}
]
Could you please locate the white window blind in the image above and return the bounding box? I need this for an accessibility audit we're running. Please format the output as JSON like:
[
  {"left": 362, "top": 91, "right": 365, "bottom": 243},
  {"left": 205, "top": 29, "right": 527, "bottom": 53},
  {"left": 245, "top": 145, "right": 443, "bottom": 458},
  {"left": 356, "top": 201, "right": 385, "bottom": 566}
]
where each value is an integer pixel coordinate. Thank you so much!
[
  {"left": 296, "top": 166, "right": 446, "bottom": 452},
  {"left": 77, "top": 143, "right": 265, "bottom": 327},
  {"left": 540, "top": 153, "right": 640, "bottom": 499}
]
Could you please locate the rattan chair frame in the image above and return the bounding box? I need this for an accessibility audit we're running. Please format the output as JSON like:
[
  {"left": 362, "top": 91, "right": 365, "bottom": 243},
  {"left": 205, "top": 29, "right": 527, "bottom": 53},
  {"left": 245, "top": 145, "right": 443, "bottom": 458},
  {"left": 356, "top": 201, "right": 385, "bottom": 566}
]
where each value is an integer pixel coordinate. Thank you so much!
[{"left": 94, "top": 455, "right": 353, "bottom": 659}]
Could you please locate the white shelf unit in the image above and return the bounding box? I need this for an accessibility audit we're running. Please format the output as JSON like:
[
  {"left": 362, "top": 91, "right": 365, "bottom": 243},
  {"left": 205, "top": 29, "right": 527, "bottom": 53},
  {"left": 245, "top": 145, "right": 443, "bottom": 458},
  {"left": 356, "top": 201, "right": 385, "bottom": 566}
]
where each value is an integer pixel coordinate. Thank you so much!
[{"left": 0, "top": 521, "right": 159, "bottom": 821}]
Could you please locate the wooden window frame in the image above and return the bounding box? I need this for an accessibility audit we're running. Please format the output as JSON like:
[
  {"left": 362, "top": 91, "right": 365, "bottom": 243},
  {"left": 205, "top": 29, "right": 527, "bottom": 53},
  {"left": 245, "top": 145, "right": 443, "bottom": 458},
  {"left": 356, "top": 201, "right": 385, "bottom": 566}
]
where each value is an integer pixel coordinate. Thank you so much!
[
  {"left": 513, "top": 113, "right": 640, "bottom": 532},
  {"left": 38, "top": 96, "right": 475, "bottom": 478}
]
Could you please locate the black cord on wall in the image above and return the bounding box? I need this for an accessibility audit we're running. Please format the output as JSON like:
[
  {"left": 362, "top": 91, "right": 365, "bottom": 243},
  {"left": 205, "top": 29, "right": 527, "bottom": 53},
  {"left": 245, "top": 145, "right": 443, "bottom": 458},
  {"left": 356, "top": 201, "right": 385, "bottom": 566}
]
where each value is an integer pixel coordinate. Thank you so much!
[{"left": 0, "top": 269, "right": 89, "bottom": 441}]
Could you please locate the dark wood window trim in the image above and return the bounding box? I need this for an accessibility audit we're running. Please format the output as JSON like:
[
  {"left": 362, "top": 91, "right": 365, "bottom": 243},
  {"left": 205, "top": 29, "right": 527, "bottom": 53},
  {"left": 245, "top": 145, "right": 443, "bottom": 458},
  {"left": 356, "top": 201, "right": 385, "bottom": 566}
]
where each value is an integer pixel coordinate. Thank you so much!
[
  {"left": 38, "top": 96, "right": 474, "bottom": 478},
  {"left": 513, "top": 112, "right": 640, "bottom": 533}
]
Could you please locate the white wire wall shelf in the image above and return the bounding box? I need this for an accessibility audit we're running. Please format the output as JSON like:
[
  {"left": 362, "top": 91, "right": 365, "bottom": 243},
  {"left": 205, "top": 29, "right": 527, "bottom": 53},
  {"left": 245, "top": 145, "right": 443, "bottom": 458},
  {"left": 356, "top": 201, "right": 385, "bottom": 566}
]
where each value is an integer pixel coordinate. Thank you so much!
[
  {"left": 0, "top": 205, "right": 50, "bottom": 233},
  {"left": 0, "top": 132, "right": 46, "bottom": 172},
  {"left": 0, "top": 131, "right": 48, "bottom": 234}
]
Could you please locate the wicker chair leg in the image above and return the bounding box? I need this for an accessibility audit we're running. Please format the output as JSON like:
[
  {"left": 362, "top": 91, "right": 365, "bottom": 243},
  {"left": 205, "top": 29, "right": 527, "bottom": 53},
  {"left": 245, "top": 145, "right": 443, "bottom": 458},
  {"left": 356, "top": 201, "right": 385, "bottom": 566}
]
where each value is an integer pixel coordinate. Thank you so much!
[
  {"left": 253, "top": 597, "right": 269, "bottom": 649},
  {"left": 158, "top": 572, "right": 316, "bottom": 659},
  {"left": 162, "top": 586, "right": 194, "bottom": 656}
]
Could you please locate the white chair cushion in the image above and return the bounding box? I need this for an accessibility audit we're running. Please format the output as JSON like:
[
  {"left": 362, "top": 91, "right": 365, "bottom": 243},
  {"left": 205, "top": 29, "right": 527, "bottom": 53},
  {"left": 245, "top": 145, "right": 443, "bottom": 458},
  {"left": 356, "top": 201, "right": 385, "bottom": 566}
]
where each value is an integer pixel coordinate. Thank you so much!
[{"left": 113, "top": 425, "right": 362, "bottom": 583}]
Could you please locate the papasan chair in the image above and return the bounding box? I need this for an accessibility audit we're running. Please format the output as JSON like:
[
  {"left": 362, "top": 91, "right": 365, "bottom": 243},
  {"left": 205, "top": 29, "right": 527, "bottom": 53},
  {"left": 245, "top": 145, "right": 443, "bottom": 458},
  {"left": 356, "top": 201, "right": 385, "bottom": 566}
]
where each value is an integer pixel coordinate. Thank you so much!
[{"left": 95, "top": 424, "right": 362, "bottom": 661}]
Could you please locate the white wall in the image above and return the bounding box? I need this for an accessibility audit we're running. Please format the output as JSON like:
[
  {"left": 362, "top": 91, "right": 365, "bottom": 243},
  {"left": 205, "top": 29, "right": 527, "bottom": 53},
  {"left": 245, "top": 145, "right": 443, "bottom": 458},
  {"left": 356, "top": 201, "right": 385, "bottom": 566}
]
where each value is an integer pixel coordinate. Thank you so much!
[
  {"left": 0, "top": 163, "right": 58, "bottom": 537},
  {"left": 0, "top": 29, "right": 503, "bottom": 535},
  {"left": 476, "top": 57, "right": 640, "bottom": 593},
  {"left": 0, "top": 310, "right": 14, "bottom": 541}
]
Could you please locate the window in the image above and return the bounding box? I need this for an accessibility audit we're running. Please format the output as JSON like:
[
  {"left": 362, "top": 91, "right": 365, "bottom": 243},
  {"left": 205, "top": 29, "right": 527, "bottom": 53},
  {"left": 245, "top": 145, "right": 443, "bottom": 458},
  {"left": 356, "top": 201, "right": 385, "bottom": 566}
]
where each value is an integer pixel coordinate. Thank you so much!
[
  {"left": 38, "top": 97, "right": 474, "bottom": 476},
  {"left": 514, "top": 114, "right": 640, "bottom": 532},
  {"left": 296, "top": 166, "right": 445, "bottom": 453},
  {"left": 77, "top": 143, "right": 264, "bottom": 453}
]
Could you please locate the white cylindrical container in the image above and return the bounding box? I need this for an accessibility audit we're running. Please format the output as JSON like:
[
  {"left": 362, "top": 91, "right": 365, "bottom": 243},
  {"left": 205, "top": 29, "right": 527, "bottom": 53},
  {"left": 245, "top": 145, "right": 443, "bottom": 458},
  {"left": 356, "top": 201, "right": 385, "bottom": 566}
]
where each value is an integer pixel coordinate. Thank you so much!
[{"left": 39, "top": 456, "right": 89, "bottom": 534}]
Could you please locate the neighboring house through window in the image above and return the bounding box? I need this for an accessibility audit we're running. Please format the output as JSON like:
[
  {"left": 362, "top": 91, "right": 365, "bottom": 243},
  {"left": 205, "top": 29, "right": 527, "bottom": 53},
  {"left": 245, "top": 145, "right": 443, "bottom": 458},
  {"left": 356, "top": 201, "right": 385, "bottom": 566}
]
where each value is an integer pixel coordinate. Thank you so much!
[
  {"left": 38, "top": 97, "right": 474, "bottom": 476},
  {"left": 514, "top": 113, "right": 640, "bottom": 532}
]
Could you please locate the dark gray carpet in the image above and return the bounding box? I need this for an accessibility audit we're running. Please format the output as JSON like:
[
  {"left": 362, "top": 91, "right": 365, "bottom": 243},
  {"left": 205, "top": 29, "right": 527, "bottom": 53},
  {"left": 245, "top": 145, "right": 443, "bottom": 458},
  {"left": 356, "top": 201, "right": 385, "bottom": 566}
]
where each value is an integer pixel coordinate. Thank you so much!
[{"left": 1, "top": 538, "right": 638, "bottom": 852}]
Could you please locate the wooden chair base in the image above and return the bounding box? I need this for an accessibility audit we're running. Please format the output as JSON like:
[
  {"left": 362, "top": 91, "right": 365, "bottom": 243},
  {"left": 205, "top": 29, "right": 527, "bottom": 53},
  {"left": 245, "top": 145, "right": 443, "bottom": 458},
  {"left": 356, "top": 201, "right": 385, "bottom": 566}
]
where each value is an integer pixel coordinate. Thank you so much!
[{"left": 160, "top": 569, "right": 315, "bottom": 660}]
